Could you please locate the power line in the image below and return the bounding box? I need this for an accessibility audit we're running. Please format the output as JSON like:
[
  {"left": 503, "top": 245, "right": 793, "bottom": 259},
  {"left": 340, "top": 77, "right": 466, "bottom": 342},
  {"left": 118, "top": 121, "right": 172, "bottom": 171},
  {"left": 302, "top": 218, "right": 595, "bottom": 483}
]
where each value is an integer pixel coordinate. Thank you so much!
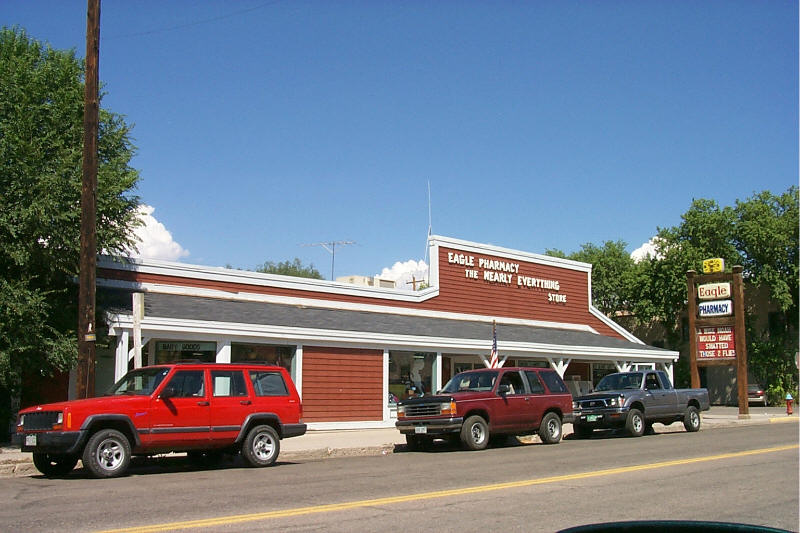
[{"left": 106, "top": 1, "right": 283, "bottom": 40}]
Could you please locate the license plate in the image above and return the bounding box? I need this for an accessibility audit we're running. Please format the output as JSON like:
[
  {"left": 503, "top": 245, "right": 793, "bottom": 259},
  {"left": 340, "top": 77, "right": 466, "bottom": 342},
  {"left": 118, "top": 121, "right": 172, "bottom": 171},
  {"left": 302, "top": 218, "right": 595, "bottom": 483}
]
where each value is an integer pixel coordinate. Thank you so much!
[
  {"left": 25, "top": 434, "right": 37, "bottom": 447},
  {"left": 586, "top": 415, "right": 601, "bottom": 422},
  {"left": 414, "top": 426, "right": 427, "bottom": 434}
]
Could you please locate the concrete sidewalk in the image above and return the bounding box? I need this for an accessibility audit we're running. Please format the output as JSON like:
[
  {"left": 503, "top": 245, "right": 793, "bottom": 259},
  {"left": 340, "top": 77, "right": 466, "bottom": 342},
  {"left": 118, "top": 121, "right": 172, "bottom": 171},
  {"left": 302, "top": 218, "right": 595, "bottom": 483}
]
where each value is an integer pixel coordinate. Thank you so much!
[{"left": 1, "top": 406, "right": 795, "bottom": 478}]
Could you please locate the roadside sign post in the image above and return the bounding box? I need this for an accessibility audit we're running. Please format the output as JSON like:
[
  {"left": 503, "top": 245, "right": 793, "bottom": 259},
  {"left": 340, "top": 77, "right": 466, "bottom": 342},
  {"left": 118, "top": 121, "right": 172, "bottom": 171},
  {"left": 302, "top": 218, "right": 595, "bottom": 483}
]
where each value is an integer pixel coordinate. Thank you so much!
[{"left": 687, "top": 264, "right": 749, "bottom": 418}]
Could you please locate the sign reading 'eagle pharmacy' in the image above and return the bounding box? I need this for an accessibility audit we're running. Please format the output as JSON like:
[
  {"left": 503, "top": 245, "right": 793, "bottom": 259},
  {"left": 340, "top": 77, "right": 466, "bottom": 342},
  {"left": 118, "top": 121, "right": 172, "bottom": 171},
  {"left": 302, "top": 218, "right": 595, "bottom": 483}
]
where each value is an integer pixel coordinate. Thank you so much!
[{"left": 698, "top": 299, "right": 733, "bottom": 317}]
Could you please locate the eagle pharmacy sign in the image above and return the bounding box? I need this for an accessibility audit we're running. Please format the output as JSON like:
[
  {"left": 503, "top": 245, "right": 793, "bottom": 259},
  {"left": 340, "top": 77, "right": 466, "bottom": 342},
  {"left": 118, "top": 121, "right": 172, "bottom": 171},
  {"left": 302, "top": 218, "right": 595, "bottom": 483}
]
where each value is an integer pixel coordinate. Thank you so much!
[{"left": 686, "top": 263, "right": 749, "bottom": 415}]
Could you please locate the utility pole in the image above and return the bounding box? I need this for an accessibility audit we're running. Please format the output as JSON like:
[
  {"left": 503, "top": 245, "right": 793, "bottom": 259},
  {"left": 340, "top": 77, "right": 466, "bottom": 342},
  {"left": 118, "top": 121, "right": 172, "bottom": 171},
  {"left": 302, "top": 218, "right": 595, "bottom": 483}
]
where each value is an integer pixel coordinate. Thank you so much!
[
  {"left": 302, "top": 241, "right": 355, "bottom": 280},
  {"left": 406, "top": 276, "right": 425, "bottom": 290},
  {"left": 77, "top": 0, "right": 100, "bottom": 399}
]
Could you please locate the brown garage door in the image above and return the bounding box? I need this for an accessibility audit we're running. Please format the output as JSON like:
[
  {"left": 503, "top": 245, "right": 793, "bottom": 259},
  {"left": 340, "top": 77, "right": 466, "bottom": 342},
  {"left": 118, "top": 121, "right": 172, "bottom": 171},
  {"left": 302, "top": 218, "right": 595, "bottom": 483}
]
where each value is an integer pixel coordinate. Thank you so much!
[{"left": 302, "top": 347, "right": 383, "bottom": 422}]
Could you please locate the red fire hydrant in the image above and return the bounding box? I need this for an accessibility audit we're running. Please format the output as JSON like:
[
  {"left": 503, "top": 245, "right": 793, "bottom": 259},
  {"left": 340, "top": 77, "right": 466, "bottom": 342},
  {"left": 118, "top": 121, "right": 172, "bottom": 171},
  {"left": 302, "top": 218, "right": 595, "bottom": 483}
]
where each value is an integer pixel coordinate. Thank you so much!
[{"left": 786, "top": 393, "right": 794, "bottom": 415}]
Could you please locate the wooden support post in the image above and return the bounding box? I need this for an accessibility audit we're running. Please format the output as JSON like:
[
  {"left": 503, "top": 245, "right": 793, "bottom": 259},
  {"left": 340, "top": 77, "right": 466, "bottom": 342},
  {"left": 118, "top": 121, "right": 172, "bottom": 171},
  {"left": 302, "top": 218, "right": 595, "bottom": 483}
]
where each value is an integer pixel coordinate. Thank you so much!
[
  {"left": 733, "top": 266, "right": 749, "bottom": 418},
  {"left": 687, "top": 270, "right": 699, "bottom": 389}
]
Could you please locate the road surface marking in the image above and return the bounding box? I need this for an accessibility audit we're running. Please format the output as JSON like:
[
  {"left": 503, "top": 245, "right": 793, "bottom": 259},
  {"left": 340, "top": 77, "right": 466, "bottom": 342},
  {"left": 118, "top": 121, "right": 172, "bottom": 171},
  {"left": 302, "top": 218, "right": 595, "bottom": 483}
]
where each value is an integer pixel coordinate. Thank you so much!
[{"left": 97, "top": 444, "right": 799, "bottom": 533}]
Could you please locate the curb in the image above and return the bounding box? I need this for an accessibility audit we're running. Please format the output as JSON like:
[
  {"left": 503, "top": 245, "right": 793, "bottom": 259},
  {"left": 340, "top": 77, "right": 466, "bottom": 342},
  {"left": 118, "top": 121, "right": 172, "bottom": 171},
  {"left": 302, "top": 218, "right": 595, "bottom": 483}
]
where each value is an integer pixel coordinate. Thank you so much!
[{"left": 768, "top": 416, "right": 799, "bottom": 424}]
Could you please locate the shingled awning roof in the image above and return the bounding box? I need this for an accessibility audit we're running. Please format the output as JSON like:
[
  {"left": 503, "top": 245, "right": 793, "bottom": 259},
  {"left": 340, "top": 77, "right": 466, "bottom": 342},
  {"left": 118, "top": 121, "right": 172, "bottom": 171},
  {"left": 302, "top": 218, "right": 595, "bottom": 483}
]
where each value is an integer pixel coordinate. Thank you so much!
[{"left": 103, "top": 289, "right": 676, "bottom": 362}]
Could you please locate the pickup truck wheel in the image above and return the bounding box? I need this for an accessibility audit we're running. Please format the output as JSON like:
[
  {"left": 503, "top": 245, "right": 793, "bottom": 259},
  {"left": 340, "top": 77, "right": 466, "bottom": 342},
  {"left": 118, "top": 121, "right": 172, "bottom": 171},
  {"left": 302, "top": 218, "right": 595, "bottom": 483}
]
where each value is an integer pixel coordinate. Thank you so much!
[
  {"left": 242, "top": 425, "right": 280, "bottom": 467},
  {"left": 82, "top": 429, "right": 131, "bottom": 478},
  {"left": 32, "top": 452, "right": 79, "bottom": 477},
  {"left": 538, "top": 412, "right": 562, "bottom": 444},
  {"left": 460, "top": 415, "right": 489, "bottom": 451},
  {"left": 625, "top": 409, "right": 645, "bottom": 437},
  {"left": 683, "top": 406, "right": 701, "bottom": 432}
]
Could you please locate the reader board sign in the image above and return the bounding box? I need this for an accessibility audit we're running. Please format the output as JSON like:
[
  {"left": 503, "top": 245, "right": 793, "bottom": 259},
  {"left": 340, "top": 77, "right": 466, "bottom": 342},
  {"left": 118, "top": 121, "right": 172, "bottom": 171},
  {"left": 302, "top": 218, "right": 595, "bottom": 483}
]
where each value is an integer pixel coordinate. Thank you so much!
[
  {"left": 697, "top": 326, "right": 736, "bottom": 359},
  {"left": 698, "top": 299, "right": 732, "bottom": 317},
  {"left": 698, "top": 282, "right": 731, "bottom": 300}
]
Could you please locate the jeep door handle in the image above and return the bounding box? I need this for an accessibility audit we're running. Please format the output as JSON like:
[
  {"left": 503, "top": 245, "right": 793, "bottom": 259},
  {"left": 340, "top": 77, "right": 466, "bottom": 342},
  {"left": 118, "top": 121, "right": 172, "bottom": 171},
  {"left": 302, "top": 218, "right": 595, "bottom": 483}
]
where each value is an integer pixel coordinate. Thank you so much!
[
  {"left": 197, "top": 401, "right": 209, "bottom": 406},
  {"left": 240, "top": 400, "right": 252, "bottom": 405}
]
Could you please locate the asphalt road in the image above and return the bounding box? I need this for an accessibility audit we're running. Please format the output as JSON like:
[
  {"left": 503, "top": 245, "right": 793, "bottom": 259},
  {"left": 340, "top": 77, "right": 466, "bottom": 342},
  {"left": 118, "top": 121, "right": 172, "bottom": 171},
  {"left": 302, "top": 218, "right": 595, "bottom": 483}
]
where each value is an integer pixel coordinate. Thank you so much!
[{"left": 1, "top": 423, "right": 797, "bottom": 533}]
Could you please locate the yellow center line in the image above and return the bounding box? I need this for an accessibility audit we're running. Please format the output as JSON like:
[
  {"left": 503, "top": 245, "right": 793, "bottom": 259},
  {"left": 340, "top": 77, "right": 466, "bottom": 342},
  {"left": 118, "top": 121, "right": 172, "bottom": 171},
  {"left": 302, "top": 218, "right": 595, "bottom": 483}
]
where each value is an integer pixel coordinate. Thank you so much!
[{"left": 97, "top": 444, "right": 799, "bottom": 533}]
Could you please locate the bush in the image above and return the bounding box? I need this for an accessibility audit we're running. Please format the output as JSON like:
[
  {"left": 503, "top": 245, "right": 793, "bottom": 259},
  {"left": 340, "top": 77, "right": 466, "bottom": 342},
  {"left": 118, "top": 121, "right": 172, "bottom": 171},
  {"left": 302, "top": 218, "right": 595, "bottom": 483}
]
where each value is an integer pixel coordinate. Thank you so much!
[{"left": 766, "top": 383, "right": 799, "bottom": 407}]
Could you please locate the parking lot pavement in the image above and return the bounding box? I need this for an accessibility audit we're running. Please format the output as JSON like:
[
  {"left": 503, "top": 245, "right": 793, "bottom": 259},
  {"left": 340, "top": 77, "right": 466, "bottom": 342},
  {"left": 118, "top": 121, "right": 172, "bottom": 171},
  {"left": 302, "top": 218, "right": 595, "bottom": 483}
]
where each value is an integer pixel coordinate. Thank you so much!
[{"left": 1, "top": 406, "right": 795, "bottom": 478}]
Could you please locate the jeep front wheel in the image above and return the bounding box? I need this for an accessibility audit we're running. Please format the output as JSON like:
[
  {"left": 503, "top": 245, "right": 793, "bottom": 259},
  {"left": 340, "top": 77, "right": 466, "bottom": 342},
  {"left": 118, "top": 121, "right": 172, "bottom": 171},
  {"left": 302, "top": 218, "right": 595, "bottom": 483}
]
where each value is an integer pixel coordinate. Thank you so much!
[
  {"left": 82, "top": 429, "right": 131, "bottom": 478},
  {"left": 242, "top": 425, "right": 280, "bottom": 467},
  {"left": 32, "top": 452, "right": 79, "bottom": 477},
  {"left": 460, "top": 415, "right": 489, "bottom": 451}
]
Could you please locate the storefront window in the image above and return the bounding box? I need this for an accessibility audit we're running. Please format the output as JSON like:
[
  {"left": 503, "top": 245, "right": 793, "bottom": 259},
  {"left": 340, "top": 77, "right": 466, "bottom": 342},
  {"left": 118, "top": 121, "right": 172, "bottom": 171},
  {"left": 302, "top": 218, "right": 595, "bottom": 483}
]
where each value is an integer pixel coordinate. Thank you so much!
[
  {"left": 231, "top": 343, "right": 296, "bottom": 375},
  {"left": 453, "top": 362, "right": 479, "bottom": 375},
  {"left": 155, "top": 341, "right": 216, "bottom": 364},
  {"left": 388, "top": 351, "right": 436, "bottom": 404},
  {"left": 517, "top": 359, "right": 548, "bottom": 368},
  {"left": 592, "top": 363, "right": 616, "bottom": 386}
]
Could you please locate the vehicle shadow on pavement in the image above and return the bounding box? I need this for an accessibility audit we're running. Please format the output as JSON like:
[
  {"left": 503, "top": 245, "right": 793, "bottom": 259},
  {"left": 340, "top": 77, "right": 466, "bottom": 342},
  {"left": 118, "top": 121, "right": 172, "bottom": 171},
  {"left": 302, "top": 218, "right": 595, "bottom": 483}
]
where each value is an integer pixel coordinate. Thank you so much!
[
  {"left": 563, "top": 426, "right": 691, "bottom": 440},
  {"left": 36, "top": 454, "right": 301, "bottom": 479},
  {"left": 395, "top": 435, "right": 536, "bottom": 453}
]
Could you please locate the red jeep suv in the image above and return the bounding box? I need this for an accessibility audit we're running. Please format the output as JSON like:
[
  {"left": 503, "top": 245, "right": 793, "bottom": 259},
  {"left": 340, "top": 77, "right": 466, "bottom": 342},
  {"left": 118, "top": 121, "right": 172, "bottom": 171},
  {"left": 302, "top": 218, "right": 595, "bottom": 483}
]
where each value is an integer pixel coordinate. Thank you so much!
[{"left": 16, "top": 362, "right": 306, "bottom": 478}]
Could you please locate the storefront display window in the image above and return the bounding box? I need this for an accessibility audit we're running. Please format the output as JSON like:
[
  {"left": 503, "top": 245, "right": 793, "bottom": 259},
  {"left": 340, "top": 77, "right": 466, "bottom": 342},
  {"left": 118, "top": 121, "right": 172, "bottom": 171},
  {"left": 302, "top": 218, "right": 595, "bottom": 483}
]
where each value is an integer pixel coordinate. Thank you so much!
[
  {"left": 388, "top": 351, "right": 435, "bottom": 404},
  {"left": 592, "top": 363, "right": 616, "bottom": 386},
  {"left": 155, "top": 341, "right": 216, "bottom": 364},
  {"left": 453, "top": 362, "right": 479, "bottom": 375},
  {"left": 231, "top": 343, "right": 296, "bottom": 375},
  {"left": 517, "top": 359, "right": 548, "bottom": 368}
]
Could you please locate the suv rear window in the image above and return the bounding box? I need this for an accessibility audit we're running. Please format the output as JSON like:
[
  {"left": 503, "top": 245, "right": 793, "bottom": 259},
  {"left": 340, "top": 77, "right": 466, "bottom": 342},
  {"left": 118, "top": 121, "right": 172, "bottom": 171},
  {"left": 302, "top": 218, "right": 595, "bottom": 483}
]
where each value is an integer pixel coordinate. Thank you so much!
[
  {"left": 539, "top": 371, "right": 569, "bottom": 393},
  {"left": 212, "top": 370, "right": 248, "bottom": 397},
  {"left": 249, "top": 371, "right": 289, "bottom": 396},
  {"left": 524, "top": 371, "right": 545, "bottom": 394}
]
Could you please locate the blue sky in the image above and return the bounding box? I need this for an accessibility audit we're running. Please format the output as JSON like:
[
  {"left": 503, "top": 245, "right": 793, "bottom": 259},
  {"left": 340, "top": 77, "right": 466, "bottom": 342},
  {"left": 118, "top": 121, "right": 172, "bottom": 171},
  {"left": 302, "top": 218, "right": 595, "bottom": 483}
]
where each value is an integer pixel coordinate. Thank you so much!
[{"left": 5, "top": 1, "right": 797, "bottom": 282}]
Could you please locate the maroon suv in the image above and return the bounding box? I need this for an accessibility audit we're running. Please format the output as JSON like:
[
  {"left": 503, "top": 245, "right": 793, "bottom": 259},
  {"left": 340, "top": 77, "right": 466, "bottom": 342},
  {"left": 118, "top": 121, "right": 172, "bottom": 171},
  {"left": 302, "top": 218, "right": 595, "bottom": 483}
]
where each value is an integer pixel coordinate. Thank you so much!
[
  {"left": 396, "top": 367, "right": 574, "bottom": 450},
  {"left": 16, "top": 363, "right": 306, "bottom": 478}
]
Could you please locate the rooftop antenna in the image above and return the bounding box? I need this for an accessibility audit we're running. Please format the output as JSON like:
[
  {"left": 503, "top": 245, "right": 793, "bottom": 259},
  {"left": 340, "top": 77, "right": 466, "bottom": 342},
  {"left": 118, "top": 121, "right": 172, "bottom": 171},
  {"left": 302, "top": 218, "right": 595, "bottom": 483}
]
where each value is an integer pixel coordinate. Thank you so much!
[
  {"left": 424, "top": 180, "right": 432, "bottom": 264},
  {"left": 424, "top": 181, "right": 432, "bottom": 285},
  {"left": 302, "top": 240, "right": 355, "bottom": 280}
]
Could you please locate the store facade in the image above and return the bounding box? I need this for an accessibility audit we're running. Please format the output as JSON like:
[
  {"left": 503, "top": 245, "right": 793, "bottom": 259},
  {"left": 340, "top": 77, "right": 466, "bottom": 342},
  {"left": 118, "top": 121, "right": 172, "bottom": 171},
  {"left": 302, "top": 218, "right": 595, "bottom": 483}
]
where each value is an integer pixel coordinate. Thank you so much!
[{"left": 92, "top": 235, "right": 678, "bottom": 429}]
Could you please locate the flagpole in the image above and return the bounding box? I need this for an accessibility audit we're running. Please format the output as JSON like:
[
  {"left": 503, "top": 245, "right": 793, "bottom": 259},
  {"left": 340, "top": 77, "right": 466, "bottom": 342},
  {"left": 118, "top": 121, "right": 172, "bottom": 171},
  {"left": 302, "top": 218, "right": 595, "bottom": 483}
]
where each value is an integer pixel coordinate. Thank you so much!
[{"left": 490, "top": 320, "right": 498, "bottom": 369}]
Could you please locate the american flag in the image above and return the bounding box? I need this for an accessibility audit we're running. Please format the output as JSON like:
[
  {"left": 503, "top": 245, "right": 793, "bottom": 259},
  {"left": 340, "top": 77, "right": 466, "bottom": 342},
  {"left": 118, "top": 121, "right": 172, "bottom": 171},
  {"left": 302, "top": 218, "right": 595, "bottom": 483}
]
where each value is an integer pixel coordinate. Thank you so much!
[{"left": 489, "top": 320, "right": 498, "bottom": 368}]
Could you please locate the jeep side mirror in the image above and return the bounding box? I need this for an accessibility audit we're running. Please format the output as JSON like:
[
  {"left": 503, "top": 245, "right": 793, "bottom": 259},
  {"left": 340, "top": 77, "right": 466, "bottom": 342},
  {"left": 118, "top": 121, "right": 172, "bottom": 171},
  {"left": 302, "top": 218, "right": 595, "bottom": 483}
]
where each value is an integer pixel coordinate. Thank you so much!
[
  {"left": 159, "top": 386, "right": 177, "bottom": 399},
  {"left": 498, "top": 384, "right": 510, "bottom": 395}
]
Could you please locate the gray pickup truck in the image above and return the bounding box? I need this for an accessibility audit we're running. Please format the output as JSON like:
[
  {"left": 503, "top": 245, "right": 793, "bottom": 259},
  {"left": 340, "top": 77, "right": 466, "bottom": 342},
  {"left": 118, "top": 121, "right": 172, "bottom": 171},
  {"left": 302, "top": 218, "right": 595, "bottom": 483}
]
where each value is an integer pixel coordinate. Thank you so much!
[{"left": 572, "top": 370, "right": 709, "bottom": 438}]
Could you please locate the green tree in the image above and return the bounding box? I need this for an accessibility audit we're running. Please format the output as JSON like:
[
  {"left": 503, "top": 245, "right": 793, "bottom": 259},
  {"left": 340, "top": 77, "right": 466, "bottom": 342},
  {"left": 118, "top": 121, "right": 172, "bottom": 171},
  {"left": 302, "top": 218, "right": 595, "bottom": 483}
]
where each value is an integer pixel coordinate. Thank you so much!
[
  {"left": 733, "top": 188, "right": 799, "bottom": 401},
  {"left": 0, "top": 27, "right": 141, "bottom": 433},
  {"left": 550, "top": 241, "right": 637, "bottom": 318},
  {"left": 634, "top": 189, "right": 798, "bottom": 390},
  {"left": 256, "top": 258, "right": 323, "bottom": 279},
  {"left": 637, "top": 198, "right": 741, "bottom": 349},
  {"left": 547, "top": 188, "right": 798, "bottom": 392}
]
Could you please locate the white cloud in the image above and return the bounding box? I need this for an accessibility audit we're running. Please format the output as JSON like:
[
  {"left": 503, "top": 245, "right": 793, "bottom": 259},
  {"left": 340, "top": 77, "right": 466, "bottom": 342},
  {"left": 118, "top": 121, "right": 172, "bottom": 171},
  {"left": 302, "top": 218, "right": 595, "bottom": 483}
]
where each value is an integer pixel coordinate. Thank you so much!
[
  {"left": 376, "top": 259, "right": 429, "bottom": 290},
  {"left": 631, "top": 237, "right": 662, "bottom": 263},
  {"left": 127, "top": 205, "right": 189, "bottom": 261}
]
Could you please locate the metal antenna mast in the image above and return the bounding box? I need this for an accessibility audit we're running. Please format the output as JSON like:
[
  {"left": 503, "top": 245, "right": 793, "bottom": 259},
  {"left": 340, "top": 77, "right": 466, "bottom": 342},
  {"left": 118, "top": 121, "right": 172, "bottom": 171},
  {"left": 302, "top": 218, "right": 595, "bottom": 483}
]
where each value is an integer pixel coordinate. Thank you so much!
[
  {"left": 424, "top": 180, "right": 432, "bottom": 273},
  {"left": 302, "top": 240, "right": 355, "bottom": 280}
]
